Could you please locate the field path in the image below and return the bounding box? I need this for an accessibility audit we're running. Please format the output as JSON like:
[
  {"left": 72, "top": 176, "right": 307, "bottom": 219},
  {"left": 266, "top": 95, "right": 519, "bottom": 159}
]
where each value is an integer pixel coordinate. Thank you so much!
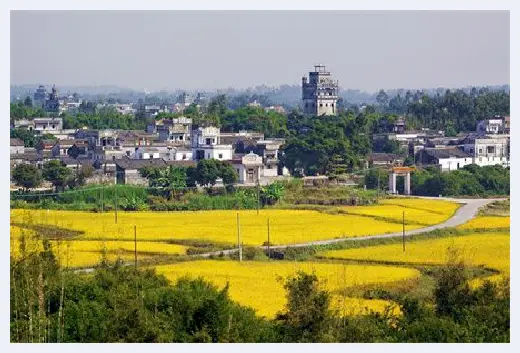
[
  {"left": 74, "top": 197, "right": 505, "bottom": 272},
  {"left": 201, "top": 197, "right": 505, "bottom": 256}
]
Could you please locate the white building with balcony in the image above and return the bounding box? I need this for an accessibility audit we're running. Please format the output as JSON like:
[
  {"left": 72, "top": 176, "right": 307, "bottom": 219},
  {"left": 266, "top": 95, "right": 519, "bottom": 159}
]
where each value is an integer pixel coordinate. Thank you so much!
[{"left": 191, "top": 126, "right": 233, "bottom": 161}]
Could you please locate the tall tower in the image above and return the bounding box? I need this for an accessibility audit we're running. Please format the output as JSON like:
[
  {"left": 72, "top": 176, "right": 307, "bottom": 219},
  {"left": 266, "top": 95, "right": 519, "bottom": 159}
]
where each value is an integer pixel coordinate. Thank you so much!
[
  {"left": 33, "top": 85, "right": 47, "bottom": 109},
  {"left": 302, "top": 64, "right": 339, "bottom": 116}
]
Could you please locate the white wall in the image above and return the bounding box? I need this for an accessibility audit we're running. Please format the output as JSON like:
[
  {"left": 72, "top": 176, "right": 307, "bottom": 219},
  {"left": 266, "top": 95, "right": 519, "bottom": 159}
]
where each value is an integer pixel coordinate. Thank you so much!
[
  {"left": 10, "top": 146, "right": 24, "bottom": 155},
  {"left": 263, "top": 165, "right": 278, "bottom": 177},
  {"left": 174, "top": 151, "right": 193, "bottom": 161},
  {"left": 438, "top": 157, "right": 473, "bottom": 172},
  {"left": 474, "top": 156, "right": 509, "bottom": 168},
  {"left": 195, "top": 146, "right": 233, "bottom": 161}
]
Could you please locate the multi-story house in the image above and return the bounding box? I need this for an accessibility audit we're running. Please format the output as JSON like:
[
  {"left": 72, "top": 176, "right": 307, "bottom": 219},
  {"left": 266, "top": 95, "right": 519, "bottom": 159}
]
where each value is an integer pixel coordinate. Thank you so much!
[{"left": 191, "top": 126, "right": 233, "bottom": 161}]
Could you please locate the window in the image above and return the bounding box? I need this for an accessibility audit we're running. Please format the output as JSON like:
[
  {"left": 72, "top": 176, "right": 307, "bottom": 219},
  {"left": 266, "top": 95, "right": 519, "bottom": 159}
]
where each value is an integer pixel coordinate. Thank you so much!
[
  {"left": 179, "top": 136, "right": 183, "bottom": 140},
  {"left": 207, "top": 153, "right": 210, "bottom": 159},
  {"left": 325, "top": 103, "right": 328, "bottom": 107},
  {"left": 320, "top": 103, "right": 323, "bottom": 107},
  {"left": 478, "top": 149, "right": 483, "bottom": 154},
  {"left": 52, "top": 125, "right": 55, "bottom": 129},
  {"left": 182, "top": 154, "right": 186, "bottom": 160},
  {"left": 218, "top": 153, "right": 223, "bottom": 159},
  {"left": 206, "top": 138, "right": 211, "bottom": 145}
]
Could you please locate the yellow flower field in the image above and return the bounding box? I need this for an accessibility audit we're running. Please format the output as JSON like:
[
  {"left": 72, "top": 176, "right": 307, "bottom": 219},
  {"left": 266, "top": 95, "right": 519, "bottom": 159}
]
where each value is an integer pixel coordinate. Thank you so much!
[
  {"left": 457, "top": 216, "right": 510, "bottom": 230},
  {"left": 11, "top": 202, "right": 458, "bottom": 246},
  {"left": 11, "top": 226, "right": 187, "bottom": 268},
  {"left": 154, "top": 260, "right": 419, "bottom": 317},
  {"left": 378, "top": 198, "right": 460, "bottom": 216},
  {"left": 342, "top": 203, "right": 457, "bottom": 226},
  {"left": 318, "top": 233, "right": 510, "bottom": 275},
  {"left": 330, "top": 296, "right": 401, "bottom": 317}
]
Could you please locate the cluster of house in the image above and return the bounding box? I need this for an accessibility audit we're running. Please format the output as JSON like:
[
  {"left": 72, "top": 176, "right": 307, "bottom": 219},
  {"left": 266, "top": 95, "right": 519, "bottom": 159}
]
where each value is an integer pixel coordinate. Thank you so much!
[
  {"left": 11, "top": 116, "right": 289, "bottom": 187},
  {"left": 368, "top": 116, "right": 510, "bottom": 172}
]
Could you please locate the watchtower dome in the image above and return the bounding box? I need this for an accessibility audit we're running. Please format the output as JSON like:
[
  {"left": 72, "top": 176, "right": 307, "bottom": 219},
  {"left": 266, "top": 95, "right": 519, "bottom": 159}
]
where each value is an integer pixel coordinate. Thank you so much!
[{"left": 302, "top": 64, "right": 339, "bottom": 116}]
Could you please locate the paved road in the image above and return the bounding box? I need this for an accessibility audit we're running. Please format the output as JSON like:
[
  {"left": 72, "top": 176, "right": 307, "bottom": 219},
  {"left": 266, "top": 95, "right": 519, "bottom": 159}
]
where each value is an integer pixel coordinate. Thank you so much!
[
  {"left": 74, "top": 197, "right": 504, "bottom": 271},
  {"left": 198, "top": 197, "right": 505, "bottom": 256}
]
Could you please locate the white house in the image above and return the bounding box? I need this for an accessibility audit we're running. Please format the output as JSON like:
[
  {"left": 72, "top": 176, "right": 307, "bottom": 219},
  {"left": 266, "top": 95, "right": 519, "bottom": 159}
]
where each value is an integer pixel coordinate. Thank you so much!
[
  {"left": 231, "top": 152, "right": 264, "bottom": 184},
  {"left": 416, "top": 148, "right": 474, "bottom": 172},
  {"left": 170, "top": 147, "right": 193, "bottom": 161},
  {"left": 133, "top": 146, "right": 161, "bottom": 160},
  {"left": 33, "top": 118, "right": 63, "bottom": 132},
  {"left": 476, "top": 117, "right": 507, "bottom": 135},
  {"left": 191, "top": 126, "right": 233, "bottom": 161},
  {"left": 10, "top": 138, "right": 25, "bottom": 155},
  {"left": 156, "top": 117, "right": 192, "bottom": 144},
  {"left": 462, "top": 135, "right": 510, "bottom": 168}
]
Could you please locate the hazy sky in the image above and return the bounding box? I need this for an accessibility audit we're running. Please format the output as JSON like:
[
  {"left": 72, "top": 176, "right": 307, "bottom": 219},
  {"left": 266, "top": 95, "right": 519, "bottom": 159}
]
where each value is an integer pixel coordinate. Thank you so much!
[{"left": 10, "top": 10, "right": 509, "bottom": 92}]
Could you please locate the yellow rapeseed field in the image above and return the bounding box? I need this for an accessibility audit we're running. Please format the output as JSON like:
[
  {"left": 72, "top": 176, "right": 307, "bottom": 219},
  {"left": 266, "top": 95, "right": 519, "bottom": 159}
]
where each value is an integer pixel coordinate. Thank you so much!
[
  {"left": 379, "top": 198, "right": 460, "bottom": 216},
  {"left": 11, "top": 202, "right": 460, "bottom": 246},
  {"left": 11, "top": 225, "right": 187, "bottom": 268},
  {"left": 457, "top": 216, "right": 510, "bottom": 230},
  {"left": 154, "top": 260, "right": 419, "bottom": 318},
  {"left": 318, "top": 233, "right": 510, "bottom": 275},
  {"left": 341, "top": 203, "right": 456, "bottom": 226}
]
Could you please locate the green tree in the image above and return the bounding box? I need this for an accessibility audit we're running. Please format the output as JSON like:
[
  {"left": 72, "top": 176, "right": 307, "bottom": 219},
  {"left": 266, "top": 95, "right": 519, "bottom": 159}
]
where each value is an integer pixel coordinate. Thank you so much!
[
  {"left": 12, "top": 164, "right": 42, "bottom": 191},
  {"left": 260, "top": 182, "right": 285, "bottom": 206},
  {"left": 23, "top": 96, "right": 32, "bottom": 107},
  {"left": 434, "top": 253, "right": 474, "bottom": 320},
  {"left": 42, "top": 160, "right": 72, "bottom": 191},
  {"left": 217, "top": 161, "right": 238, "bottom": 186},
  {"left": 196, "top": 159, "right": 220, "bottom": 187},
  {"left": 277, "top": 271, "right": 333, "bottom": 342}
]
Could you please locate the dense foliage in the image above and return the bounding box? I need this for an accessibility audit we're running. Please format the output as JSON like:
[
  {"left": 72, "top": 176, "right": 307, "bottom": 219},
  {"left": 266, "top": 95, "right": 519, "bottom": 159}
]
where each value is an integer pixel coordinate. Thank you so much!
[
  {"left": 281, "top": 113, "right": 374, "bottom": 176},
  {"left": 10, "top": 101, "right": 47, "bottom": 118},
  {"left": 363, "top": 164, "right": 509, "bottom": 197},
  {"left": 12, "top": 164, "right": 42, "bottom": 191},
  {"left": 11, "top": 128, "right": 57, "bottom": 148},
  {"left": 10, "top": 245, "right": 509, "bottom": 343},
  {"left": 411, "top": 165, "right": 510, "bottom": 197}
]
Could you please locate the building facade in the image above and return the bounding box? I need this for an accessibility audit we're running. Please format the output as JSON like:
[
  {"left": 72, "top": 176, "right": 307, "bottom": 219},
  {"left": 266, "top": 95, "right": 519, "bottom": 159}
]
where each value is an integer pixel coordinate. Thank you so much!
[
  {"left": 191, "top": 126, "right": 233, "bottom": 161},
  {"left": 302, "top": 65, "right": 339, "bottom": 116}
]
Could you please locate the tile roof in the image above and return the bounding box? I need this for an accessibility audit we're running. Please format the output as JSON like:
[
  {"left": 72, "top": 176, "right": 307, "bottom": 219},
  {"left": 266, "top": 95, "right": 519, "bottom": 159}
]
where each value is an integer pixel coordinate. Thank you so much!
[
  {"left": 10, "top": 138, "right": 24, "bottom": 146},
  {"left": 423, "top": 148, "right": 472, "bottom": 159},
  {"left": 115, "top": 157, "right": 168, "bottom": 170}
]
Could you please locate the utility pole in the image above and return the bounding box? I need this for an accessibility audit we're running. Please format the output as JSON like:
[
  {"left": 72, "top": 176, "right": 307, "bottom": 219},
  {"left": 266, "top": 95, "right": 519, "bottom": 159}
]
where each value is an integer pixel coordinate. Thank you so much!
[
  {"left": 134, "top": 225, "right": 137, "bottom": 270},
  {"left": 237, "top": 213, "right": 242, "bottom": 262},
  {"left": 402, "top": 210, "right": 405, "bottom": 252},
  {"left": 377, "top": 168, "right": 380, "bottom": 203},
  {"left": 256, "top": 177, "right": 260, "bottom": 215},
  {"left": 101, "top": 183, "right": 104, "bottom": 213},
  {"left": 114, "top": 184, "right": 118, "bottom": 224},
  {"left": 267, "top": 218, "right": 271, "bottom": 260}
]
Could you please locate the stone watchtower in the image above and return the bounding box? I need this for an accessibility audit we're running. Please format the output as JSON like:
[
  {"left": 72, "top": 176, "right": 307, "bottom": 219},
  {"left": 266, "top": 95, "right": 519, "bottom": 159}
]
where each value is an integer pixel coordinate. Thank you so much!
[{"left": 302, "top": 64, "right": 339, "bottom": 116}]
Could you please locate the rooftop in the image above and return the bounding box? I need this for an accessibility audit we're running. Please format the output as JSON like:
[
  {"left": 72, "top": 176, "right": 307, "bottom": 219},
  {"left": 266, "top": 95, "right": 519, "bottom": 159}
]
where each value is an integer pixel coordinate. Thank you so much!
[
  {"left": 10, "top": 138, "right": 24, "bottom": 147},
  {"left": 115, "top": 157, "right": 168, "bottom": 170},
  {"left": 423, "top": 148, "right": 472, "bottom": 159}
]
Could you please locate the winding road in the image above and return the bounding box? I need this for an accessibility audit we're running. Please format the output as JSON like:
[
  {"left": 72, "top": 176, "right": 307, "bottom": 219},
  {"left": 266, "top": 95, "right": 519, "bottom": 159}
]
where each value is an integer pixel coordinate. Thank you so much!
[
  {"left": 200, "top": 197, "right": 505, "bottom": 257},
  {"left": 74, "top": 197, "right": 504, "bottom": 272}
]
